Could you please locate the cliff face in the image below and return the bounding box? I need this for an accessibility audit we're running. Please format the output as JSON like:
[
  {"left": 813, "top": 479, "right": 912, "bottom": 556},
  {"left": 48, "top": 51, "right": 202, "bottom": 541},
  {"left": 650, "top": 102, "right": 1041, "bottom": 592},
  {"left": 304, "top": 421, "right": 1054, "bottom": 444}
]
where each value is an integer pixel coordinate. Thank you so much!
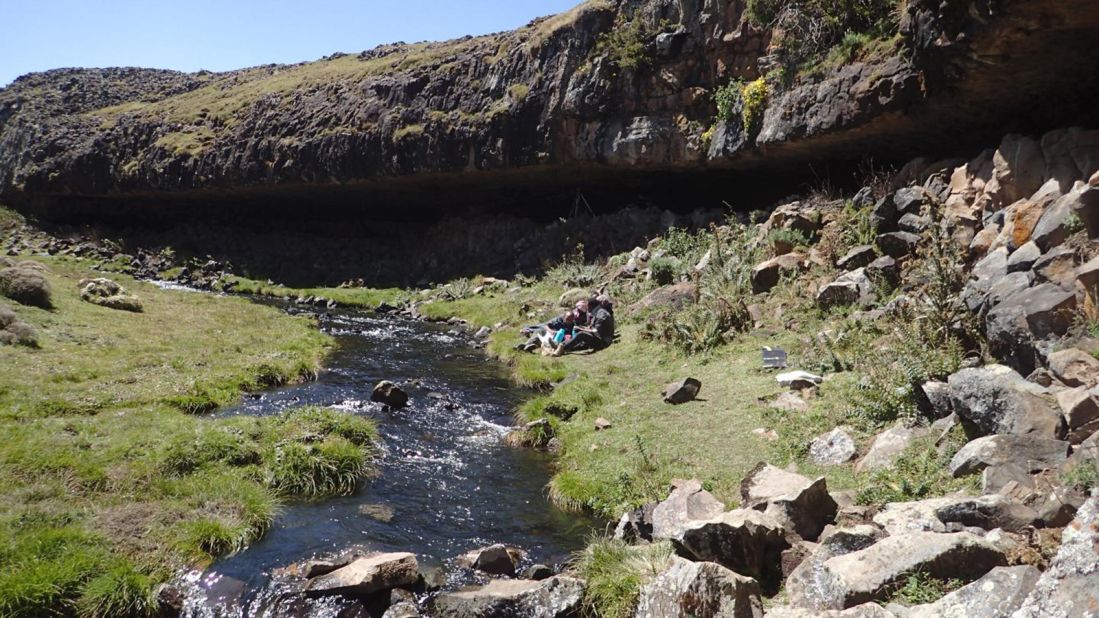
[{"left": 2, "top": 0, "right": 1099, "bottom": 209}]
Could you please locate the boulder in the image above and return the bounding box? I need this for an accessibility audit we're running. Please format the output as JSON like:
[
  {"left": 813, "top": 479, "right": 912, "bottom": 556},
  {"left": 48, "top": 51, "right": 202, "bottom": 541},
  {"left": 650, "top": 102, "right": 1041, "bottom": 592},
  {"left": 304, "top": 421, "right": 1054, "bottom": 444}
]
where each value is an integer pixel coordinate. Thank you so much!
[
  {"left": 808, "top": 427, "right": 858, "bottom": 466},
  {"left": 893, "top": 186, "right": 931, "bottom": 215},
  {"left": 614, "top": 502, "right": 656, "bottom": 543},
  {"left": 765, "top": 202, "right": 821, "bottom": 236},
  {"left": 836, "top": 245, "right": 876, "bottom": 270},
  {"left": 382, "top": 602, "right": 421, "bottom": 618},
  {"left": 663, "top": 377, "right": 702, "bottom": 404},
  {"left": 897, "top": 212, "right": 930, "bottom": 234},
  {"left": 872, "top": 495, "right": 1037, "bottom": 535},
  {"left": 981, "top": 463, "right": 1033, "bottom": 494},
  {"left": 670, "top": 509, "right": 790, "bottom": 590},
  {"left": 871, "top": 196, "right": 899, "bottom": 232},
  {"left": 948, "top": 435, "right": 1069, "bottom": 477},
  {"left": 1031, "top": 245, "right": 1077, "bottom": 287},
  {"left": 1046, "top": 348, "right": 1099, "bottom": 388},
  {"left": 817, "top": 268, "right": 874, "bottom": 309},
  {"left": 633, "top": 556, "right": 763, "bottom": 618},
  {"left": 372, "top": 381, "right": 409, "bottom": 408},
  {"left": 1057, "top": 386, "right": 1099, "bottom": 443},
  {"left": 875, "top": 232, "right": 921, "bottom": 259},
  {"left": 767, "top": 606, "right": 898, "bottom": 617},
  {"left": 651, "top": 479, "right": 726, "bottom": 540},
  {"left": 305, "top": 552, "right": 419, "bottom": 597},
  {"left": 627, "top": 282, "right": 698, "bottom": 315},
  {"left": 78, "top": 277, "right": 143, "bottom": 312},
  {"left": 1031, "top": 185, "right": 1086, "bottom": 251},
  {"left": 740, "top": 464, "right": 838, "bottom": 541},
  {"left": 985, "top": 284, "right": 1077, "bottom": 373},
  {"left": 1076, "top": 254, "right": 1099, "bottom": 291},
  {"left": 856, "top": 424, "right": 925, "bottom": 473},
  {"left": 1005, "top": 242, "right": 1041, "bottom": 273},
  {"left": 431, "top": 576, "right": 584, "bottom": 618},
  {"left": 947, "top": 365, "right": 1065, "bottom": 439},
  {"left": 458, "top": 544, "right": 520, "bottom": 577},
  {"left": 1012, "top": 495, "right": 1099, "bottom": 617},
  {"left": 522, "top": 564, "right": 554, "bottom": 581},
  {"left": 784, "top": 532, "right": 1006, "bottom": 610},
  {"left": 866, "top": 255, "right": 898, "bottom": 285},
  {"left": 901, "top": 565, "right": 1040, "bottom": 618},
  {"left": 750, "top": 253, "right": 805, "bottom": 294}
]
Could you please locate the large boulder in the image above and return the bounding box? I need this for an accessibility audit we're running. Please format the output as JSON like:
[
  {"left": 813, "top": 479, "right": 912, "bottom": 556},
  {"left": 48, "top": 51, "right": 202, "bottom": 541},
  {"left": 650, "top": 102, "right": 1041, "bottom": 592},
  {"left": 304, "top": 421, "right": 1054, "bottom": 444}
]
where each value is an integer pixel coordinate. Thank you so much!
[
  {"left": 947, "top": 365, "right": 1065, "bottom": 439},
  {"left": 739, "top": 464, "right": 837, "bottom": 541},
  {"left": 457, "top": 544, "right": 521, "bottom": 577},
  {"left": 836, "top": 245, "right": 877, "bottom": 270},
  {"left": 901, "top": 565, "right": 1040, "bottom": 618},
  {"left": 750, "top": 253, "right": 805, "bottom": 294},
  {"left": 634, "top": 556, "right": 763, "bottom": 618},
  {"left": 650, "top": 479, "right": 726, "bottom": 540},
  {"left": 817, "top": 268, "right": 874, "bottom": 309},
  {"left": 1057, "top": 386, "right": 1099, "bottom": 443},
  {"left": 627, "top": 282, "right": 698, "bottom": 315},
  {"left": 78, "top": 277, "right": 144, "bottom": 312},
  {"left": 305, "top": 552, "right": 419, "bottom": 597},
  {"left": 875, "top": 232, "right": 921, "bottom": 259},
  {"left": 1046, "top": 348, "right": 1099, "bottom": 388},
  {"left": 431, "top": 576, "right": 584, "bottom": 618},
  {"left": 985, "top": 284, "right": 1077, "bottom": 373},
  {"left": 948, "top": 435, "right": 1069, "bottom": 477},
  {"left": 872, "top": 495, "right": 1037, "bottom": 535},
  {"left": 372, "top": 380, "right": 410, "bottom": 408},
  {"left": 856, "top": 424, "right": 926, "bottom": 473},
  {"left": 785, "top": 532, "right": 1006, "bottom": 610},
  {"left": 670, "top": 509, "right": 790, "bottom": 590},
  {"left": 1012, "top": 495, "right": 1099, "bottom": 617}
]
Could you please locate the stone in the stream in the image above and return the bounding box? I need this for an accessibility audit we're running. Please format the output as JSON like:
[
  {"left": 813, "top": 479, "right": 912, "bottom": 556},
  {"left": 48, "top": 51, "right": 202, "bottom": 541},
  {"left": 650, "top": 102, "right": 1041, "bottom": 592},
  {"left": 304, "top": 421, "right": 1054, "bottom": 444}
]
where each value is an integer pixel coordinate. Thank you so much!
[
  {"left": 1012, "top": 495, "right": 1099, "bottom": 617},
  {"left": 430, "top": 575, "right": 584, "bottom": 618},
  {"left": 458, "top": 544, "right": 522, "bottom": 577},
  {"left": 663, "top": 377, "right": 702, "bottom": 404},
  {"left": 785, "top": 532, "right": 1006, "bottom": 610},
  {"left": 634, "top": 556, "right": 764, "bottom": 618},
  {"left": 809, "top": 427, "right": 857, "bottom": 465},
  {"left": 522, "top": 564, "right": 555, "bottom": 581},
  {"left": 305, "top": 552, "right": 419, "bottom": 597},
  {"left": 651, "top": 479, "right": 725, "bottom": 540},
  {"left": 372, "top": 380, "right": 409, "bottom": 408},
  {"left": 901, "top": 565, "right": 1040, "bottom": 618},
  {"left": 382, "top": 601, "right": 421, "bottom": 618}
]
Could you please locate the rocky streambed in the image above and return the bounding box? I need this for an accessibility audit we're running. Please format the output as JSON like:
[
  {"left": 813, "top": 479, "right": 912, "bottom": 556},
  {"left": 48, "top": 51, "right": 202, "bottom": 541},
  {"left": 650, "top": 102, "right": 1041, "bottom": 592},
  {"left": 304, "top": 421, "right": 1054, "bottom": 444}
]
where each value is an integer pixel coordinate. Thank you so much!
[{"left": 176, "top": 305, "right": 595, "bottom": 617}]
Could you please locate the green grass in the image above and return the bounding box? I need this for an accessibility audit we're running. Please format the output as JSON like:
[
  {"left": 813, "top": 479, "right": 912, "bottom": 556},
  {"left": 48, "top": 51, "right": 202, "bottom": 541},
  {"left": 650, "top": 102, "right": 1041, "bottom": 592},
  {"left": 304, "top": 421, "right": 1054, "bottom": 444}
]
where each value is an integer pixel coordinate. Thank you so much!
[
  {"left": 0, "top": 256, "right": 377, "bottom": 615},
  {"left": 573, "top": 537, "right": 673, "bottom": 618},
  {"left": 227, "top": 275, "right": 404, "bottom": 308}
]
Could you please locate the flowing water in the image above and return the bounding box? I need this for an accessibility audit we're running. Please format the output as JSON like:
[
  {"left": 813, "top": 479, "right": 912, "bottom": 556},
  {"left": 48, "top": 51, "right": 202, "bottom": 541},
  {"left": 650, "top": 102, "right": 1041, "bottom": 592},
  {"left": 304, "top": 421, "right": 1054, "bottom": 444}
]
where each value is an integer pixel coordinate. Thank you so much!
[{"left": 180, "top": 305, "right": 596, "bottom": 617}]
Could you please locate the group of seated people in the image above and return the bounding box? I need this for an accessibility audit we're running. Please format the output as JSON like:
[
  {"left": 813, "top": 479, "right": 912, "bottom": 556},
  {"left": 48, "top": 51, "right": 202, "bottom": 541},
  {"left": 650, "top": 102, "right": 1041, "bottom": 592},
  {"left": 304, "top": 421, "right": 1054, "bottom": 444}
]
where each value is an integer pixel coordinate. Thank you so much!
[{"left": 518, "top": 296, "right": 616, "bottom": 356}]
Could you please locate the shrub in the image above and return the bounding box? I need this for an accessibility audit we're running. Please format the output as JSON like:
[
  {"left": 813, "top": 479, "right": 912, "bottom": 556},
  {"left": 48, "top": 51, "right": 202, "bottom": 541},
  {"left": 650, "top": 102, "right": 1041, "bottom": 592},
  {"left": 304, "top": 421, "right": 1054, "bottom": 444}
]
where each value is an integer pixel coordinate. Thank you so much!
[
  {"left": 740, "top": 77, "right": 769, "bottom": 135},
  {"left": 1062, "top": 461, "right": 1099, "bottom": 492},
  {"left": 0, "top": 305, "right": 38, "bottom": 348},
  {"left": 594, "top": 17, "right": 649, "bottom": 72},
  {"left": 573, "top": 537, "right": 673, "bottom": 618},
  {"left": 546, "top": 245, "right": 603, "bottom": 289},
  {"left": 714, "top": 80, "right": 742, "bottom": 122},
  {"left": 0, "top": 264, "right": 53, "bottom": 309},
  {"left": 648, "top": 256, "right": 678, "bottom": 285}
]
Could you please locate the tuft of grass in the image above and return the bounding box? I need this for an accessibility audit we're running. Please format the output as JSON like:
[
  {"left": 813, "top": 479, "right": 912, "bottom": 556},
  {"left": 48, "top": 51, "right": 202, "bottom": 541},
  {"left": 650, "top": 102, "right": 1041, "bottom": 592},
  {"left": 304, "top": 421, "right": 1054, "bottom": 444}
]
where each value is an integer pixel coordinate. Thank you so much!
[
  {"left": 888, "top": 571, "right": 964, "bottom": 606},
  {"left": 856, "top": 432, "right": 977, "bottom": 506},
  {"left": 573, "top": 536, "right": 673, "bottom": 618},
  {"left": 1061, "top": 460, "right": 1099, "bottom": 493},
  {"left": 76, "top": 563, "right": 156, "bottom": 618}
]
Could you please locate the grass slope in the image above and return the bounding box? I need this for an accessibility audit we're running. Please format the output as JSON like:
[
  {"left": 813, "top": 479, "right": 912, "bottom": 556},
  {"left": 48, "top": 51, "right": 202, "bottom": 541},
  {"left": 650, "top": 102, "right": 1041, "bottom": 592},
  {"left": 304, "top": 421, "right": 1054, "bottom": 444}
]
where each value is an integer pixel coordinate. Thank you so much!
[{"left": 0, "top": 257, "right": 375, "bottom": 617}]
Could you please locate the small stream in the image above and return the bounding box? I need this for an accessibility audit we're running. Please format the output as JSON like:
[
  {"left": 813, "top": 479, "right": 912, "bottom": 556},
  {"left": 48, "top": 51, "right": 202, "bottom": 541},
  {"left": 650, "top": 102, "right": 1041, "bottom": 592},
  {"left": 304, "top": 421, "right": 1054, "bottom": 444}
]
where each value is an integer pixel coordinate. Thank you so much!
[{"left": 180, "top": 305, "right": 596, "bottom": 617}]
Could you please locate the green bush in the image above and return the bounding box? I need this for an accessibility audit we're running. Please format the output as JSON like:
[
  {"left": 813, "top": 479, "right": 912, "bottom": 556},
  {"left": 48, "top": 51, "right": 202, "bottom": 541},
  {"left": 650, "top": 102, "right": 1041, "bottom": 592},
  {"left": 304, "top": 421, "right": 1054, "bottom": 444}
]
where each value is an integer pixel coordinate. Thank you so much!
[
  {"left": 714, "top": 80, "right": 742, "bottom": 122},
  {"left": 1062, "top": 461, "right": 1099, "bottom": 492},
  {"left": 594, "top": 17, "right": 649, "bottom": 72},
  {"left": 546, "top": 245, "right": 603, "bottom": 289},
  {"left": 741, "top": 77, "right": 769, "bottom": 135},
  {"left": 648, "top": 256, "right": 678, "bottom": 285}
]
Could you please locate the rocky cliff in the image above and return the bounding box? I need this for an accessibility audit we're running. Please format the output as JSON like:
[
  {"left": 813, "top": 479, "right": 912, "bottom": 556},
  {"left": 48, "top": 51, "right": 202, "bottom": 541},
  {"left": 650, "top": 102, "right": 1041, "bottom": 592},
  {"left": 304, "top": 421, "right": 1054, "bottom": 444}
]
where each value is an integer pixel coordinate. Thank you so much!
[{"left": 2, "top": 0, "right": 1099, "bottom": 212}]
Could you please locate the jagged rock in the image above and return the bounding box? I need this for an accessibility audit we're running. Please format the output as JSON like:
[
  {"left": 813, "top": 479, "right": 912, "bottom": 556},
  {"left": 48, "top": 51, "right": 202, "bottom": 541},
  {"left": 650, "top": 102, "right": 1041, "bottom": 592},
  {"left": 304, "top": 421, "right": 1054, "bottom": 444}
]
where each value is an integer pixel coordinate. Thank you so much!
[
  {"left": 1077, "top": 254, "right": 1099, "bottom": 291},
  {"left": 764, "top": 202, "right": 821, "bottom": 236},
  {"left": 1031, "top": 245, "right": 1077, "bottom": 287},
  {"left": 1012, "top": 495, "right": 1099, "bottom": 617},
  {"left": 431, "top": 576, "right": 584, "bottom": 618},
  {"left": 897, "top": 212, "right": 930, "bottom": 234},
  {"left": 740, "top": 463, "right": 838, "bottom": 541},
  {"left": 872, "top": 495, "right": 1037, "bottom": 535},
  {"left": 947, "top": 365, "right": 1065, "bottom": 439},
  {"left": 866, "top": 255, "right": 898, "bottom": 285},
  {"left": 305, "top": 552, "right": 419, "bottom": 597},
  {"left": 963, "top": 246, "right": 1009, "bottom": 310},
  {"left": 627, "top": 282, "right": 698, "bottom": 315},
  {"left": 458, "top": 544, "right": 520, "bottom": 577},
  {"left": 614, "top": 502, "right": 656, "bottom": 543},
  {"left": 371, "top": 380, "right": 409, "bottom": 408},
  {"left": 809, "top": 427, "right": 857, "bottom": 466},
  {"left": 836, "top": 245, "right": 876, "bottom": 270},
  {"left": 875, "top": 232, "right": 920, "bottom": 259},
  {"left": 919, "top": 381, "right": 954, "bottom": 418},
  {"left": 948, "top": 435, "right": 1069, "bottom": 477},
  {"left": 1077, "top": 183, "right": 1099, "bottom": 238},
  {"left": 817, "top": 268, "right": 874, "bottom": 309},
  {"left": 1005, "top": 241, "right": 1041, "bottom": 273},
  {"left": 1046, "top": 348, "right": 1099, "bottom": 388},
  {"left": 856, "top": 424, "right": 926, "bottom": 473},
  {"left": 1031, "top": 184, "right": 1088, "bottom": 251},
  {"left": 785, "top": 532, "right": 1006, "bottom": 610},
  {"left": 871, "top": 196, "right": 899, "bottom": 232},
  {"left": 663, "top": 377, "right": 701, "bottom": 404},
  {"left": 781, "top": 541, "right": 818, "bottom": 579},
  {"left": 78, "top": 277, "right": 144, "bottom": 312},
  {"left": 670, "top": 509, "right": 790, "bottom": 590},
  {"left": 900, "top": 565, "right": 1040, "bottom": 618},
  {"left": 750, "top": 253, "right": 805, "bottom": 294},
  {"left": 651, "top": 479, "right": 725, "bottom": 540},
  {"left": 633, "top": 556, "right": 763, "bottom": 618},
  {"left": 985, "top": 283, "right": 1077, "bottom": 373},
  {"left": 981, "top": 463, "right": 1033, "bottom": 494},
  {"left": 1057, "top": 386, "right": 1099, "bottom": 443},
  {"left": 784, "top": 526, "right": 885, "bottom": 608}
]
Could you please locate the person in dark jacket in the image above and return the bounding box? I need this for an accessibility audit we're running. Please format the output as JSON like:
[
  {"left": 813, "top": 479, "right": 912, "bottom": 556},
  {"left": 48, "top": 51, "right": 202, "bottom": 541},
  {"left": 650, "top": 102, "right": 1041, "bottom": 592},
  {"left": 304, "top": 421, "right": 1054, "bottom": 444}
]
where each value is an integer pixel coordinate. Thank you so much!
[
  {"left": 517, "top": 308, "right": 586, "bottom": 352},
  {"left": 558, "top": 297, "right": 614, "bottom": 354}
]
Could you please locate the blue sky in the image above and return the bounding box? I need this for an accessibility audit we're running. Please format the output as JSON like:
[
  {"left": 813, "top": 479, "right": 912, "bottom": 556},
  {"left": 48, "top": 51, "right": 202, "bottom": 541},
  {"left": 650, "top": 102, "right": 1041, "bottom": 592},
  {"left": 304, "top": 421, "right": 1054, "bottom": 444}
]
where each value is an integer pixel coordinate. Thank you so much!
[{"left": 0, "top": 0, "right": 581, "bottom": 86}]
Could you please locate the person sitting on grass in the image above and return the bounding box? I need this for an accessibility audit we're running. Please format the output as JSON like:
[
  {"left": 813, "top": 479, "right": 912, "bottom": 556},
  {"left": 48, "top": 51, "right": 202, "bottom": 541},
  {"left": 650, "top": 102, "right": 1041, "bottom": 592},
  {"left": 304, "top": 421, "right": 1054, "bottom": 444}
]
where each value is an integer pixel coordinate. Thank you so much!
[
  {"left": 518, "top": 306, "right": 587, "bottom": 353},
  {"left": 541, "top": 310, "right": 578, "bottom": 355},
  {"left": 555, "top": 296, "right": 614, "bottom": 355}
]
